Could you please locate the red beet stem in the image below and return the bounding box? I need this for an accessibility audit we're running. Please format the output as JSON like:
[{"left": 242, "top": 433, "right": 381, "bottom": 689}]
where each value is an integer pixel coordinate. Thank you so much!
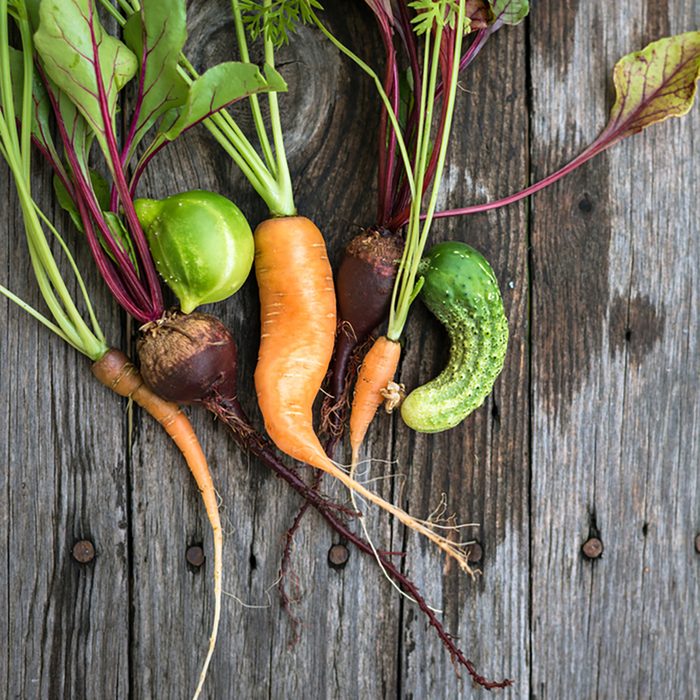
[{"left": 204, "top": 395, "right": 358, "bottom": 520}]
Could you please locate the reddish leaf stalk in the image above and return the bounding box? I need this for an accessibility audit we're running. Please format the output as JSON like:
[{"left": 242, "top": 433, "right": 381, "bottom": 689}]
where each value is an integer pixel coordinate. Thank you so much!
[
  {"left": 87, "top": 5, "right": 163, "bottom": 318},
  {"left": 121, "top": 24, "right": 148, "bottom": 168},
  {"left": 128, "top": 139, "right": 167, "bottom": 198},
  {"left": 387, "top": 36, "right": 454, "bottom": 231},
  {"left": 377, "top": 20, "right": 400, "bottom": 224},
  {"left": 111, "top": 20, "right": 149, "bottom": 211},
  {"left": 430, "top": 140, "right": 609, "bottom": 221},
  {"left": 74, "top": 187, "right": 148, "bottom": 321},
  {"left": 40, "top": 73, "right": 154, "bottom": 319}
]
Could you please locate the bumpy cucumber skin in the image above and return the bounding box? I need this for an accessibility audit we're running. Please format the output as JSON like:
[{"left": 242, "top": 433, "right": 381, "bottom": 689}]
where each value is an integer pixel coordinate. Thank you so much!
[{"left": 400, "top": 241, "right": 508, "bottom": 433}]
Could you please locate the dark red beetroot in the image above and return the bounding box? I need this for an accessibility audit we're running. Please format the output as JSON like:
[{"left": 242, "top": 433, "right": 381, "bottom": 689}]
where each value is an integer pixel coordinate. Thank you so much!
[
  {"left": 325, "top": 229, "right": 404, "bottom": 438},
  {"left": 138, "top": 311, "right": 238, "bottom": 403},
  {"left": 137, "top": 310, "right": 354, "bottom": 517}
]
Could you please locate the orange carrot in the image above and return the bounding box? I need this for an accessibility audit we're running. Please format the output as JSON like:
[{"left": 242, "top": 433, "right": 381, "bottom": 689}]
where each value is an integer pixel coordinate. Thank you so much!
[
  {"left": 349, "top": 335, "right": 401, "bottom": 464},
  {"left": 91, "top": 349, "right": 221, "bottom": 700},
  {"left": 253, "top": 218, "right": 472, "bottom": 573},
  {"left": 254, "top": 216, "right": 337, "bottom": 463}
]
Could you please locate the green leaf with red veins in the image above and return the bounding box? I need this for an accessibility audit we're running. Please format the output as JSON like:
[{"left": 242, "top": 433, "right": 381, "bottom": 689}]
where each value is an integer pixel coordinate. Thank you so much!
[
  {"left": 122, "top": 0, "right": 188, "bottom": 161},
  {"left": 4, "top": 46, "right": 87, "bottom": 184},
  {"left": 431, "top": 31, "right": 700, "bottom": 221},
  {"left": 487, "top": 0, "right": 528, "bottom": 26},
  {"left": 161, "top": 61, "right": 287, "bottom": 141},
  {"left": 34, "top": 0, "right": 138, "bottom": 159},
  {"left": 600, "top": 31, "right": 700, "bottom": 144}
]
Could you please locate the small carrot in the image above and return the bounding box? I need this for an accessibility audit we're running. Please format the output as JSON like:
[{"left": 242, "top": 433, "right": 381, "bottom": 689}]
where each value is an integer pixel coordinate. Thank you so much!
[
  {"left": 92, "top": 349, "right": 222, "bottom": 700},
  {"left": 346, "top": 2, "right": 470, "bottom": 454},
  {"left": 349, "top": 335, "right": 401, "bottom": 464}
]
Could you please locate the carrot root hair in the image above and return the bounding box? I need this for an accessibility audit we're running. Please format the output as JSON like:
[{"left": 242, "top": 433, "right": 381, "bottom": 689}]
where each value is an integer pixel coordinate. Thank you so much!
[
  {"left": 92, "top": 349, "right": 222, "bottom": 700},
  {"left": 205, "top": 394, "right": 507, "bottom": 688}
]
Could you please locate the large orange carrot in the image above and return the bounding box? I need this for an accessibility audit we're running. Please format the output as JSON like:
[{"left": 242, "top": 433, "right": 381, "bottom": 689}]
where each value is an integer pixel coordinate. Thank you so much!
[
  {"left": 349, "top": 335, "right": 401, "bottom": 464},
  {"left": 92, "top": 349, "right": 221, "bottom": 700},
  {"left": 254, "top": 216, "right": 337, "bottom": 462},
  {"left": 254, "top": 218, "right": 472, "bottom": 573}
]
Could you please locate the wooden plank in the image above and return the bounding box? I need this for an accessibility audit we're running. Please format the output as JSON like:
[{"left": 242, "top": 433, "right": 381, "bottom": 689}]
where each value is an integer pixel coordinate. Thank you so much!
[
  {"left": 390, "top": 19, "right": 532, "bottom": 700},
  {"left": 0, "top": 162, "right": 130, "bottom": 696},
  {"left": 529, "top": 2, "right": 700, "bottom": 698}
]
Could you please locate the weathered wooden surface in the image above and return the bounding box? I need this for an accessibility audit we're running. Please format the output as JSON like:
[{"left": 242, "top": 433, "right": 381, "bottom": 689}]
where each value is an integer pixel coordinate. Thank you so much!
[{"left": 1, "top": 2, "right": 698, "bottom": 699}]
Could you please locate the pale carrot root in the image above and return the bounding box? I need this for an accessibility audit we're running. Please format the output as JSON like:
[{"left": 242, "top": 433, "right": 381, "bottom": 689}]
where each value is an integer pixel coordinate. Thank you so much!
[
  {"left": 349, "top": 335, "right": 402, "bottom": 464},
  {"left": 332, "top": 474, "right": 473, "bottom": 574},
  {"left": 92, "top": 349, "right": 222, "bottom": 700}
]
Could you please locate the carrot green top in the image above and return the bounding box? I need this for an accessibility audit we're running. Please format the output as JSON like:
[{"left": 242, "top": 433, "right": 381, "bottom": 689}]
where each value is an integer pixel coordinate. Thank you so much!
[{"left": 99, "top": 0, "right": 299, "bottom": 217}]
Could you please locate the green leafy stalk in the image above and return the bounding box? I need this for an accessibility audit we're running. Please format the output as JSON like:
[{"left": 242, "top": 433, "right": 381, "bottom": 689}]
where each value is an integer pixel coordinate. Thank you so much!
[
  {"left": 97, "top": 0, "right": 294, "bottom": 216},
  {"left": 230, "top": 0, "right": 297, "bottom": 215},
  {"left": 231, "top": 0, "right": 276, "bottom": 173},
  {"left": 0, "top": 0, "right": 107, "bottom": 360},
  {"left": 387, "top": 0, "right": 468, "bottom": 340},
  {"left": 262, "top": 0, "right": 295, "bottom": 216}
]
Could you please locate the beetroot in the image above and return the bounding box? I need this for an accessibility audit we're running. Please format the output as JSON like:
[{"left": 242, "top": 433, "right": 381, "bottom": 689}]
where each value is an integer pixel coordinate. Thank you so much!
[
  {"left": 336, "top": 228, "right": 405, "bottom": 339},
  {"left": 138, "top": 311, "right": 238, "bottom": 403},
  {"left": 326, "top": 229, "right": 404, "bottom": 435}
]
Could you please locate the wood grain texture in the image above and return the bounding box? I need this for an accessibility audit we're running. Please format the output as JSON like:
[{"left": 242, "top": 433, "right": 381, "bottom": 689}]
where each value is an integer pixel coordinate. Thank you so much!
[
  {"left": 0, "top": 158, "right": 129, "bottom": 698},
  {"left": 1, "top": 1, "right": 698, "bottom": 699},
  {"left": 529, "top": 2, "right": 700, "bottom": 698}
]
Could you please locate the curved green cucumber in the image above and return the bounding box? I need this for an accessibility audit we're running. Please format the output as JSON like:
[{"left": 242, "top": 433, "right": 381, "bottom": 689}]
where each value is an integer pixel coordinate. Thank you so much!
[{"left": 400, "top": 241, "right": 508, "bottom": 433}]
